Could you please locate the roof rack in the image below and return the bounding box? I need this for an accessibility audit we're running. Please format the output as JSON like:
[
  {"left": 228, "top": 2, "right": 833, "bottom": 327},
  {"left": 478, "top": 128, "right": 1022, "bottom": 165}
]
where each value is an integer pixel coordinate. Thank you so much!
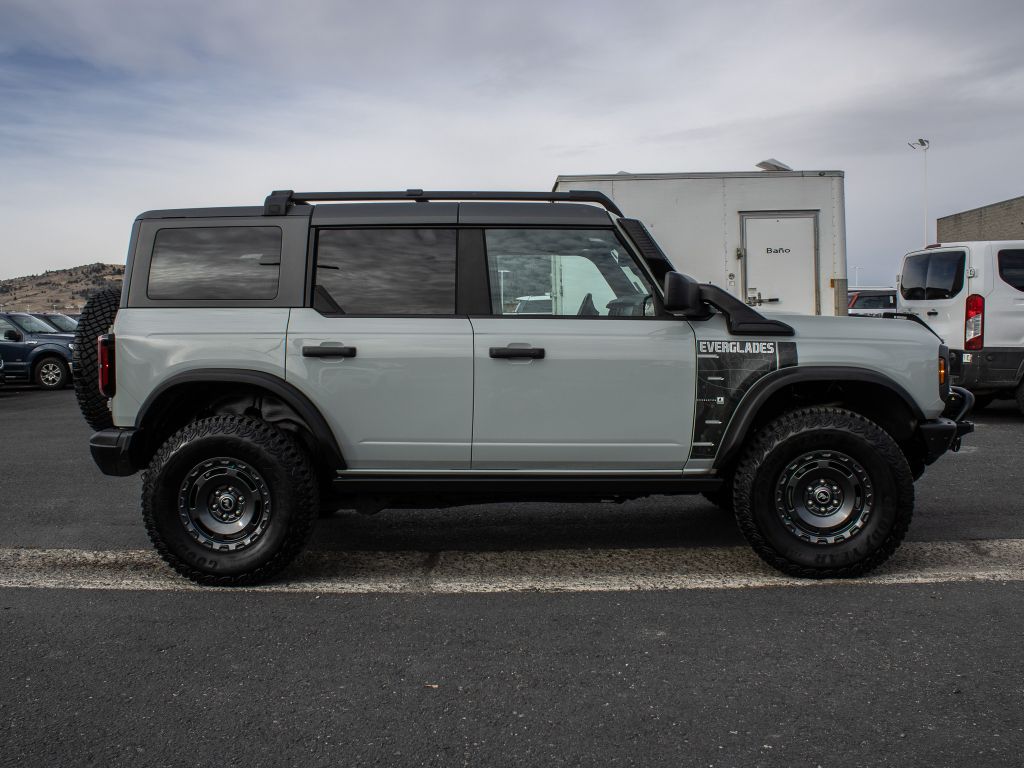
[{"left": 262, "top": 189, "right": 624, "bottom": 217}]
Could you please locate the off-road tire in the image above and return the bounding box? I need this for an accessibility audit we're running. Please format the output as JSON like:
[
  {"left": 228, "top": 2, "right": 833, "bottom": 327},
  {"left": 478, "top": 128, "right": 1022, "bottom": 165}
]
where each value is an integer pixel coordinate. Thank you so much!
[
  {"left": 34, "top": 356, "right": 69, "bottom": 390},
  {"left": 142, "top": 415, "right": 319, "bottom": 586},
  {"left": 73, "top": 288, "right": 120, "bottom": 430},
  {"left": 733, "top": 407, "right": 914, "bottom": 579}
]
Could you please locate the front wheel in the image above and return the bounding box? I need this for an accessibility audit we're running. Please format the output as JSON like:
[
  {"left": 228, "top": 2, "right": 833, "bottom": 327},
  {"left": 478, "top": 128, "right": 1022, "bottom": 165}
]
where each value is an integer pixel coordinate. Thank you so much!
[
  {"left": 142, "top": 415, "right": 319, "bottom": 585},
  {"left": 733, "top": 407, "right": 914, "bottom": 578},
  {"left": 35, "top": 357, "right": 69, "bottom": 390}
]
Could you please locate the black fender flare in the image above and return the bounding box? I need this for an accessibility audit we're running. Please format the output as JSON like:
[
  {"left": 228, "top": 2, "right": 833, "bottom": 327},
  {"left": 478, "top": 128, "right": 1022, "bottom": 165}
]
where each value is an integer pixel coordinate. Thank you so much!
[
  {"left": 712, "top": 366, "right": 927, "bottom": 469},
  {"left": 136, "top": 368, "right": 345, "bottom": 470}
]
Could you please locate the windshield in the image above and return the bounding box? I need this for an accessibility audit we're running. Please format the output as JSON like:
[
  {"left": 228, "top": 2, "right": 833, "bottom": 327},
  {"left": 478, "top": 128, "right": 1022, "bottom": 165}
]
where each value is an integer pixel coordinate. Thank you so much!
[
  {"left": 12, "top": 314, "right": 61, "bottom": 334},
  {"left": 37, "top": 314, "right": 77, "bottom": 331}
]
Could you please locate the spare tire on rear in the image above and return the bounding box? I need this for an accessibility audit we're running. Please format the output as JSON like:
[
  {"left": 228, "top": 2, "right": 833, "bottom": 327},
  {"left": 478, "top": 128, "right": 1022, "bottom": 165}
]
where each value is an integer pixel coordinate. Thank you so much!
[{"left": 73, "top": 288, "right": 120, "bottom": 431}]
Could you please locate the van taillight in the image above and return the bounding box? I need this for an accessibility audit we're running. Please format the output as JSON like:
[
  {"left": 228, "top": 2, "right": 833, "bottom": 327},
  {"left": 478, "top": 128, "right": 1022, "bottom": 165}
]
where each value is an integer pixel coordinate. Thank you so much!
[
  {"left": 964, "top": 294, "right": 984, "bottom": 351},
  {"left": 98, "top": 334, "right": 116, "bottom": 398}
]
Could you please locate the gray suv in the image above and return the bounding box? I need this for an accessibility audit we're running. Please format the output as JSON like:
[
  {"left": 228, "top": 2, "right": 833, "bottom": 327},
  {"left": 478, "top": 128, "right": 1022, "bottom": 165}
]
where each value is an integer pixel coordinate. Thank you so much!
[{"left": 74, "top": 189, "right": 974, "bottom": 585}]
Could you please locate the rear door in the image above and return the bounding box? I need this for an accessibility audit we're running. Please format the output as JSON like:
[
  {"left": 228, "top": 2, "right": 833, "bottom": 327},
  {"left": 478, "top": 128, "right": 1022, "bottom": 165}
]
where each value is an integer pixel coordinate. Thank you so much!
[
  {"left": 897, "top": 249, "right": 968, "bottom": 346},
  {"left": 470, "top": 227, "right": 696, "bottom": 470},
  {"left": 741, "top": 212, "right": 819, "bottom": 314},
  {"left": 286, "top": 226, "right": 474, "bottom": 470}
]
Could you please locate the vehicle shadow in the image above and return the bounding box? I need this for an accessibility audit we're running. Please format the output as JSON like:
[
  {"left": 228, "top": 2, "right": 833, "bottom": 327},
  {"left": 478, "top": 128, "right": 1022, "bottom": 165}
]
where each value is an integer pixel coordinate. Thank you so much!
[
  {"left": 312, "top": 497, "right": 745, "bottom": 553},
  {"left": 972, "top": 400, "right": 1022, "bottom": 424}
]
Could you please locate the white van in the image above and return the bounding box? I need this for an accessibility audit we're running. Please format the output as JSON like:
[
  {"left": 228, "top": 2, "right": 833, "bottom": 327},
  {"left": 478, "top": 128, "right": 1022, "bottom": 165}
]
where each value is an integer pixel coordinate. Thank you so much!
[{"left": 897, "top": 241, "right": 1024, "bottom": 411}]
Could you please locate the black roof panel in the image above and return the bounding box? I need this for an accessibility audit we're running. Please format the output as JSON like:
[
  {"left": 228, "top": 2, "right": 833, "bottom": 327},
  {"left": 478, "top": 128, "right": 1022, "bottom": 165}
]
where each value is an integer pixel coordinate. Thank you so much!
[{"left": 312, "top": 202, "right": 458, "bottom": 226}]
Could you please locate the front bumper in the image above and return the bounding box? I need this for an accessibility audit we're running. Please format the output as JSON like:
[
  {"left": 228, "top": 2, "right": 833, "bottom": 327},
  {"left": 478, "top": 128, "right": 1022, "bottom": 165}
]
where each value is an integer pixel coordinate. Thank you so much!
[
  {"left": 918, "top": 386, "right": 975, "bottom": 465},
  {"left": 89, "top": 428, "right": 141, "bottom": 476}
]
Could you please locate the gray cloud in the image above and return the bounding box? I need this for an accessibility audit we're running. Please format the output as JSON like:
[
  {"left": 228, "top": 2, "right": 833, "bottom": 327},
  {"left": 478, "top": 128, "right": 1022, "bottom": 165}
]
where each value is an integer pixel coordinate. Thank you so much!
[{"left": 1, "top": 0, "right": 1023, "bottom": 284}]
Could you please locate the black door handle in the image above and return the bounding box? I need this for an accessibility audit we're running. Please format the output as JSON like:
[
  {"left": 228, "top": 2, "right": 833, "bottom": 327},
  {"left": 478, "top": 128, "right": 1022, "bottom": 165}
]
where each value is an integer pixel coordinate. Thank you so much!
[
  {"left": 927, "top": 310, "right": 939, "bottom": 316},
  {"left": 489, "top": 346, "right": 545, "bottom": 359},
  {"left": 303, "top": 345, "right": 357, "bottom": 358}
]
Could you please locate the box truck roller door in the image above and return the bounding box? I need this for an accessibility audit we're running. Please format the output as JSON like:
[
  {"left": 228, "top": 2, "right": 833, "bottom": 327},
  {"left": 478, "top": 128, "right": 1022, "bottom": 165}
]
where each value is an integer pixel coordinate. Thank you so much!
[{"left": 742, "top": 212, "right": 819, "bottom": 315}]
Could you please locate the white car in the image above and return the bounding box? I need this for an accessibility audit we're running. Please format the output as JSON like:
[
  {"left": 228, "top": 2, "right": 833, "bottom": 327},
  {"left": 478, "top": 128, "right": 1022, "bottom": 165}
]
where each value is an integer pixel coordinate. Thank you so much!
[{"left": 897, "top": 241, "right": 1024, "bottom": 411}]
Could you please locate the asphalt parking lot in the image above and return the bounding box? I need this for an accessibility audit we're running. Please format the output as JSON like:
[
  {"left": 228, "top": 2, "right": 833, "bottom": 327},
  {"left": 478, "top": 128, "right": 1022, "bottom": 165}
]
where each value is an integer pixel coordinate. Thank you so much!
[{"left": 2, "top": 388, "right": 1023, "bottom": 766}]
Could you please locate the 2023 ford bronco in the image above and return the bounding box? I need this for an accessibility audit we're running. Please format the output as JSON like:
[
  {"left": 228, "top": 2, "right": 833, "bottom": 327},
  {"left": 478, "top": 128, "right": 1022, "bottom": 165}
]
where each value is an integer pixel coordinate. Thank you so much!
[{"left": 73, "top": 189, "right": 974, "bottom": 585}]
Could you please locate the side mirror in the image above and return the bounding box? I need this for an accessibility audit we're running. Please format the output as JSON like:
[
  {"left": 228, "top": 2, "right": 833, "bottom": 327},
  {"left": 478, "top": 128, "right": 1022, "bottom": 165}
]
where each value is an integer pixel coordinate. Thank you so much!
[
  {"left": 3, "top": 330, "right": 21, "bottom": 342},
  {"left": 663, "top": 271, "right": 705, "bottom": 317}
]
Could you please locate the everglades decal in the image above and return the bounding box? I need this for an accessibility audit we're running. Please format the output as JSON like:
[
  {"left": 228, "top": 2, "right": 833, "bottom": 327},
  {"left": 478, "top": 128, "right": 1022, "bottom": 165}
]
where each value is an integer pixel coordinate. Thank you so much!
[{"left": 691, "top": 340, "right": 798, "bottom": 460}]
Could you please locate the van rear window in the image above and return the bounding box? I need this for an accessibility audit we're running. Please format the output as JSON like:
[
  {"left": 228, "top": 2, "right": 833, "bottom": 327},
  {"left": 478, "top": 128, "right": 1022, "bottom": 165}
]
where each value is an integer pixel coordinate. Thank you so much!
[
  {"left": 998, "top": 250, "right": 1024, "bottom": 292},
  {"left": 900, "top": 251, "right": 966, "bottom": 300}
]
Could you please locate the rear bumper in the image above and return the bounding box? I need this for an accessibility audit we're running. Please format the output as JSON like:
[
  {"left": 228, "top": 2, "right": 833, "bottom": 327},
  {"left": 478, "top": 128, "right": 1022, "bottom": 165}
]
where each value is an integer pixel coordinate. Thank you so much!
[
  {"left": 918, "top": 387, "right": 975, "bottom": 465},
  {"left": 89, "top": 428, "right": 140, "bottom": 476},
  {"left": 949, "top": 347, "right": 1024, "bottom": 393}
]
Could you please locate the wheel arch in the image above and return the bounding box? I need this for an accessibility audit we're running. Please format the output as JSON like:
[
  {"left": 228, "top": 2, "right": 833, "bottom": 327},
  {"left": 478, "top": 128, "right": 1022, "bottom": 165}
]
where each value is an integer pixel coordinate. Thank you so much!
[
  {"left": 30, "top": 345, "right": 73, "bottom": 368},
  {"left": 713, "top": 367, "right": 926, "bottom": 472},
  {"left": 134, "top": 369, "right": 346, "bottom": 475}
]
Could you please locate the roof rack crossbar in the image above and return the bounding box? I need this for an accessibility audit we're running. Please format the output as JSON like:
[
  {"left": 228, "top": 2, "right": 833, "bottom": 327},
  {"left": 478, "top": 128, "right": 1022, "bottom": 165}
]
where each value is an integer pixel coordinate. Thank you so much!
[{"left": 262, "top": 189, "right": 623, "bottom": 217}]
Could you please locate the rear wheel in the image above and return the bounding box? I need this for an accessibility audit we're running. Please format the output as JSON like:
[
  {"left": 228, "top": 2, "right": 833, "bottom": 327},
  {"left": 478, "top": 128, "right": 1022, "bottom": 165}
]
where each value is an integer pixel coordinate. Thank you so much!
[
  {"left": 142, "top": 415, "right": 319, "bottom": 585},
  {"left": 35, "top": 357, "right": 69, "bottom": 390},
  {"left": 733, "top": 407, "right": 914, "bottom": 578}
]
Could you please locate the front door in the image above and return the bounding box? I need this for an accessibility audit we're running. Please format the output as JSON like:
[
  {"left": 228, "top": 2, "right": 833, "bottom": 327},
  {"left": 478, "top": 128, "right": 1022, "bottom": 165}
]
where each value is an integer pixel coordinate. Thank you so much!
[
  {"left": 471, "top": 227, "right": 696, "bottom": 470},
  {"left": 742, "top": 212, "right": 819, "bottom": 314},
  {"left": 0, "top": 317, "right": 29, "bottom": 379}
]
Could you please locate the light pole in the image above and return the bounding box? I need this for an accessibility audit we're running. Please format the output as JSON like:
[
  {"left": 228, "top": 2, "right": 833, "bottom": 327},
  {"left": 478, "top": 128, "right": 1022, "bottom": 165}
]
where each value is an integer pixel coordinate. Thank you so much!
[
  {"left": 908, "top": 138, "right": 930, "bottom": 245},
  {"left": 852, "top": 266, "right": 862, "bottom": 287},
  {"left": 498, "top": 269, "right": 511, "bottom": 312}
]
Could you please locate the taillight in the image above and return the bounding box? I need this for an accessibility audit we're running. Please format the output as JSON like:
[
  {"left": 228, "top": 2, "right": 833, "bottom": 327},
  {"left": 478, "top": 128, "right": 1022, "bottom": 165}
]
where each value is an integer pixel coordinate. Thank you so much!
[
  {"left": 964, "top": 294, "right": 984, "bottom": 351},
  {"left": 98, "top": 334, "right": 116, "bottom": 398}
]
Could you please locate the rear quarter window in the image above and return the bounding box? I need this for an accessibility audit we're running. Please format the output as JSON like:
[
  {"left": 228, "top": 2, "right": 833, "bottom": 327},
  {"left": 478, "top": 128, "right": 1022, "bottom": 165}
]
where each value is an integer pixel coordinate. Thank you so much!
[
  {"left": 997, "top": 249, "right": 1024, "bottom": 292},
  {"left": 148, "top": 227, "right": 282, "bottom": 300},
  {"left": 900, "top": 251, "right": 966, "bottom": 300}
]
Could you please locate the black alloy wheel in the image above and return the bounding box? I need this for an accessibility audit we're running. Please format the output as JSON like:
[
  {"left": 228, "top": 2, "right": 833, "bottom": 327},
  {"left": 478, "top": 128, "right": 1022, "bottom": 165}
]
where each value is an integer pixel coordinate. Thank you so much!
[
  {"left": 142, "top": 415, "right": 318, "bottom": 585},
  {"left": 733, "top": 407, "right": 914, "bottom": 578}
]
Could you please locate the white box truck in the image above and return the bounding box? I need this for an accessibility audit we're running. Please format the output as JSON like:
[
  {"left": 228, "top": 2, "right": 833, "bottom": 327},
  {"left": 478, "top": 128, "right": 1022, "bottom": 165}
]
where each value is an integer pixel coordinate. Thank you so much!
[{"left": 553, "top": 170, "right": 848, "bottom": 315}]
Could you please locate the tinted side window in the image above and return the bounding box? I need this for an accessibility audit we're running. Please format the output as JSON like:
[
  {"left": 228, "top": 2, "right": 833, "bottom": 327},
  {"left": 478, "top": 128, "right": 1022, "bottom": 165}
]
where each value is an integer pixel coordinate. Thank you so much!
[
  {"left": 900, "top": 251, "right": 965, "bottom": 300},
  {"left": 998, "top": 249, "right": 1024, "bottom": 292},
  {"left": 148, "top": 227, "right": 281, "bottom": 300},
  {"left": 314, "top": 229, "right": 457, "bottom": 315},
  {"left": 484, "top": 229, "right": 654, "bottom": 317}
]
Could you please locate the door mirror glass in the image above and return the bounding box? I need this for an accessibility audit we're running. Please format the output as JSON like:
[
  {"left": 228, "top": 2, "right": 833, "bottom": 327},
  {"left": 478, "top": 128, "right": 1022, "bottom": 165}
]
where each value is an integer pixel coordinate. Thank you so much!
[
  {"left": 663, "top": 271, "right": 704, "bottom": 316},
  {"left": 3, "top": 329, "right": 21, "bottom": 342}
]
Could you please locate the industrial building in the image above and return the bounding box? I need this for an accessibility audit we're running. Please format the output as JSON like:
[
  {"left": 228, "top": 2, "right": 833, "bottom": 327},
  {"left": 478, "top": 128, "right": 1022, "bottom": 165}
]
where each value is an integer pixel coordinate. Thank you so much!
[{"left": 938, "top": 195, "right": 1024, "bottom": 241}]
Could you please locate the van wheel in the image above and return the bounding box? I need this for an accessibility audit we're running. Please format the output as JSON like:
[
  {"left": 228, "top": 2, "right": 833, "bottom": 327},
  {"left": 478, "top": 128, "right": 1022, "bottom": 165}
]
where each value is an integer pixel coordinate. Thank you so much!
[
  {"left": 35, "top": 357, "right": 69, "bottom": 390},
  {"left": 733, "top": 407, "right": 914, "bottom": 578},
  {"left": 142, "top": 415, "right": 319, "bottom": 586},
  {"left": 73, "top": 288, "right": 120, "bottom": 430}
]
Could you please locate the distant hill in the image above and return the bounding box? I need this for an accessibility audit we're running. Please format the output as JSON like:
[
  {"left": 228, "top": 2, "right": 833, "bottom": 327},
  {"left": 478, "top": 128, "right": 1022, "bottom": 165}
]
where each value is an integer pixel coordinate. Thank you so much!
[{"left": 0, "top": 263, "right": 124, "bottom": 313}]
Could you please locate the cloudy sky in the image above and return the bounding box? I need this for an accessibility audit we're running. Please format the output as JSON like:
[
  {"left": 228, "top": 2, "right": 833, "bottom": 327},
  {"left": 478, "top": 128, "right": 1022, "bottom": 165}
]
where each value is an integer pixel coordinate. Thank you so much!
[{"left": 2, "top": 0, "right": 1022, "bottom": 283}]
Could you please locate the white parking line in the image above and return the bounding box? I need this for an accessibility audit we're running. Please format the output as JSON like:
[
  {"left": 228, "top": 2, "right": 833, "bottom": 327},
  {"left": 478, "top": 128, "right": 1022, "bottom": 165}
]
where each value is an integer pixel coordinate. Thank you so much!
[{"left": 1, "top": 540, "right": 1022, "bottom": 594}]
